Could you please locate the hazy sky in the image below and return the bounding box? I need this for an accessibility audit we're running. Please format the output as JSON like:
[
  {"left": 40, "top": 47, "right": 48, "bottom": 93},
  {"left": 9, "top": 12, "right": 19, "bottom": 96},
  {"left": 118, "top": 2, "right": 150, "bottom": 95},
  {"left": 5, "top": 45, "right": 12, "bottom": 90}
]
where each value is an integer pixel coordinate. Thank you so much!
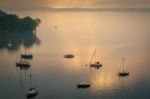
[{"left": 1, "top": 0, "right": 150, "bottom": 10}]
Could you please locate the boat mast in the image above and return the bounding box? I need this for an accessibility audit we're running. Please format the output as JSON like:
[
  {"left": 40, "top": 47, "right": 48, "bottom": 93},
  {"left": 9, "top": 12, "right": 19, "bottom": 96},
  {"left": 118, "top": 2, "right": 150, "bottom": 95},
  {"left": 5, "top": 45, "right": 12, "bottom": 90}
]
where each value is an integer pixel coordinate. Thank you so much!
[
  {"left": 122, "top": 57, "right": 124, "bottom": 72},
  {"left": 90, "top": 49, "right": 96, "bottom": 64},
  {"left": 94, "top": 49, "right": 96, "bottom": 63},
  {"left": 25, "top": 41, "right": 26, "bottom": 54},
  {"left": 25, "top": 47, "right": 26, "bottom": 54}
]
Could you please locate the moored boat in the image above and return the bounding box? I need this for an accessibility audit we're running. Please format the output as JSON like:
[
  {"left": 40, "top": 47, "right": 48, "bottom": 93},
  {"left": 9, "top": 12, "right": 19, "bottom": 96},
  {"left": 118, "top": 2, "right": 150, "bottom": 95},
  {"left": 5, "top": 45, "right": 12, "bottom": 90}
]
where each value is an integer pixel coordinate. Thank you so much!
[
  {"left": 16, "top": 60, "right": 30, "bottom": 67},
  {"left": 21, "top": 54, "right": 33, "bottom": 59},
  {"left": 90, "top": 49, "right": 102, "bottom": 68},
  {"left": 26, "top": 88, "right": 39, "bottom": 98},
  {"left": 77, "top": 82, "right": 90, "bottom": 88},
  {"left": 118, "top": 57, "right": 129, "bottom": 77}
]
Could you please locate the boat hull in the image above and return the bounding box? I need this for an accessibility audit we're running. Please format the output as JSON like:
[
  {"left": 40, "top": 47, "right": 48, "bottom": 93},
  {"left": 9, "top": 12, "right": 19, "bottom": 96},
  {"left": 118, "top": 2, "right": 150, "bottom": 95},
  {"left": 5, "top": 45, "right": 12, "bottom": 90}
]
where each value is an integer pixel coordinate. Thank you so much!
[
  {"left": 26, "top": 89, "right": 39, "bottom": 98},
  {"left": 90, "top": 64, "right": 102, "bottom": 68},
  {"left": 118, "top": 72, "right": 129, "bottom": 77},
  {"left": 77, "top": 84, "right": 90, "bottom": 88},
  {"left": 64, "top": 54, "right": 74, "bottom": 58},
  {"left": 21, "top": 54, "right": 33, "bottom": 59},
  {"left": 16, "top": 62, "right": 30, "bottom": 67}
]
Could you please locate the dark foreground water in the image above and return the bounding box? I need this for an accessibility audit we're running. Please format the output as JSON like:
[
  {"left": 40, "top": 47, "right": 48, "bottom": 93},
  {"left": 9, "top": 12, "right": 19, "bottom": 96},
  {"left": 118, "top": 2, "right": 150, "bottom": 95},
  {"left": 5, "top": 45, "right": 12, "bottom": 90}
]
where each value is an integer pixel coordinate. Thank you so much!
[{"left": 0, "top": 11, "right": 150, "bottom": 99}]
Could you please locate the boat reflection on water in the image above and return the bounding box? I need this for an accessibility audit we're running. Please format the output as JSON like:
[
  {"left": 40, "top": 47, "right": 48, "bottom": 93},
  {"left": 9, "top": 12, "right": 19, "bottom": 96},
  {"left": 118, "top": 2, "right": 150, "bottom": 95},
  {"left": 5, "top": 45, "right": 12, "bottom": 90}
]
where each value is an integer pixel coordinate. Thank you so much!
[
  {"left": 118, "top": 76, "right": 128, "bottom": 89},
  {"left": 0, "top": 30, "right": 40, "bottom": 52},
  {"left": 90, "top": 71, "right": 117, "bottom": 93}
]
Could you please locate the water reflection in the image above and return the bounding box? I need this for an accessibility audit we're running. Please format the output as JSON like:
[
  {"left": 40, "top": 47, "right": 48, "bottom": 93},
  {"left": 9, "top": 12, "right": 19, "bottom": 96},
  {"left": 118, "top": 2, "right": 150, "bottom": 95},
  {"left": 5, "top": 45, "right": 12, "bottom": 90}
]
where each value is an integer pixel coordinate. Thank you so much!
[
  {"left": 118, "top": 77, "right": 129, "bottom": 89},
  {"left": 0, "top": 12, "right": 150, "bottom": 99},
  {"left": 0, "top": 31, "right": 40, "bottom": 51}
]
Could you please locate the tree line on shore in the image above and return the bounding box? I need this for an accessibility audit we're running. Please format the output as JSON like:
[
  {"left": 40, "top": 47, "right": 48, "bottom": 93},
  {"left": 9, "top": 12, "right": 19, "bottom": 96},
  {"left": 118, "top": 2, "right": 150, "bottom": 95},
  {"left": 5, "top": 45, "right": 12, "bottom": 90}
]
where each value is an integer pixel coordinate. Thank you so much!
[{"left": 0, "top": 10, "right": 41, "bottom": 51}]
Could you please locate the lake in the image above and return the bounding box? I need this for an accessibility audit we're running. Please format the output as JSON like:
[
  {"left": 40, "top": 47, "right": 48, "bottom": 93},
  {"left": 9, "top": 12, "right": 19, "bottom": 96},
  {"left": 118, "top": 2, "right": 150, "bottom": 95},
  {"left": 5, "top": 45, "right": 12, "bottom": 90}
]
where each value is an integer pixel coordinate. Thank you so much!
[{"left": 0, "top": 11, "right": 150, "bottom": 99}]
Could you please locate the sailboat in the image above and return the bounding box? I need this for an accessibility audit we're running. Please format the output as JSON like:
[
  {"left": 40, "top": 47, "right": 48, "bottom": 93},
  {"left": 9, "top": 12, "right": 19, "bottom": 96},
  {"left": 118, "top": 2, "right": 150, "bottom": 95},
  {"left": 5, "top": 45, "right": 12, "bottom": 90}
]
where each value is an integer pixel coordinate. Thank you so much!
[
  {"left": 118, "top": 57, "right": 129, "bottom": 77},
  {"left": 20, "top": 47, "right": 33, "bottom": 59},
  {"left": 16, "top": 60, "right": 30, "bottom": 67},
  {"left": 19, "top": 42, "right": 33, "bottom": 60},
  {"left": 25, "top": 66, "right": 38, "bottom": 98},
  {"left": 90, "top": 49, "right": 102, "bottom": 68},
  {"left": 21, "top": 54, "right": 33, "bottom": 59}
]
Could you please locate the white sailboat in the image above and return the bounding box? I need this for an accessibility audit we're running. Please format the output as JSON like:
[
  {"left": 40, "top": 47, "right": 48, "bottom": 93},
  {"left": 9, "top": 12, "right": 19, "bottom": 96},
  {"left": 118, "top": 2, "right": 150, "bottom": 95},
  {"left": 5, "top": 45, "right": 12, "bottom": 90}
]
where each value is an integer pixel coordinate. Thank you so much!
[
  {"left": 25, "top": 67, "right": 38, "bottom": 98},
  {"left": 90, "top": 49, "right": 102, "bottom": 68},
  {"left": 118, "top": 57, "right": 129, "bottom": 77}
]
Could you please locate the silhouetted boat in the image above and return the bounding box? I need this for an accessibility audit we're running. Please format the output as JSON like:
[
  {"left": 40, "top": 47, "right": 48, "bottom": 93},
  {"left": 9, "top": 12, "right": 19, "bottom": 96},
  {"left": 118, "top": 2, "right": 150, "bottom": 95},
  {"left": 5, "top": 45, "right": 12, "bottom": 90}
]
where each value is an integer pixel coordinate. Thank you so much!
[
  {"left": 77, "top": 82, "right": 90, "bottom": 88},
  {"left": 64, "top": 54, "right": 74, "bottom": 58},
  {"left": 16, "top": 48, "right": 31, "bottom": 68},
  {"left": 119, "top": 72, "right": 129, "bottom": 76},
  {"left": 90, "top": 49, "right": 102, "bottom": 68},
  {"left": 26, "top": 88, "right": 39, "bottom": 98},
  {"left": 16, "top": 60, "right": 30, "bottom": 67},
  {"left": 20, "top": 47, "right": 33, "bottom": 59},
  {"left": 25, "top": 67, "right": 38, "bottom": 98},
  {"left": 21, "top": 54, "right": 33, "bottom": 59},
  {"left": 118, "top": 57, "right": 129, "bottom": 77}
]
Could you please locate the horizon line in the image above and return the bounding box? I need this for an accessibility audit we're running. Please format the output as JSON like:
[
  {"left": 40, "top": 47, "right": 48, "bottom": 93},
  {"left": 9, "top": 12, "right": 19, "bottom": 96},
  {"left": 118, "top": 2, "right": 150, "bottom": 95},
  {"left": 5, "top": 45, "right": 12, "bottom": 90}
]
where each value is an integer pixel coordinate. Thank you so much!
[{"left": 3, "top": 7, "right": 150, "bottom": 12}]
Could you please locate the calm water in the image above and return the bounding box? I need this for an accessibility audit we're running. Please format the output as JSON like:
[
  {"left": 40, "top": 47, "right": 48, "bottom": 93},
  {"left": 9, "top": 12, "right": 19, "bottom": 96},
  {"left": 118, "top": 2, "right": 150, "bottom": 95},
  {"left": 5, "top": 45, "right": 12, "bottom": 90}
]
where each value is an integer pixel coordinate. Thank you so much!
[{"left": 0, "top": 11, "right": 150, "bottom": 99}]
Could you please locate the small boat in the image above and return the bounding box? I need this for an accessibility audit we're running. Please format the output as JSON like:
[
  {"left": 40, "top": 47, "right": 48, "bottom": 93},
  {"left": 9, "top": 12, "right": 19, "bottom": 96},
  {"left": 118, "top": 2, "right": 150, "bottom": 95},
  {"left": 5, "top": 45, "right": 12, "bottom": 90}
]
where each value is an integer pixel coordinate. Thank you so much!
[
  {"left": 118, "top": 57, "right": 129, "bottom": 77},
  {"left": 20, "top": 46, "right": 33, "bottom": 59},
  {"left": 16, "top": 46, "right": 31, "bottom": 68},
  {"left": 77, "top": 82, "right": 90, "bottom": 88},
  {"left": 90, "top": 62, "right": 102, "bottom": 68},
  {"left": 64, "top": 54, "right": 74, "bottom": 58},
  {"left": 26, "top": 88, "right": 39, "bottom": 98},
  {"left": 16, "top": 60, "right": 30, "bottom": 67},
  {"left": 21, "top": 54, "right": 33, "bottom": 59},
  {"left": 90, "top": 49, "right": 102, "bottom": 68},
  {"left": 118, "top": 72, "right": 129, "bottom": 76},
  {"left": 25, "top": 67, "right": 39, "bottom": 98}
]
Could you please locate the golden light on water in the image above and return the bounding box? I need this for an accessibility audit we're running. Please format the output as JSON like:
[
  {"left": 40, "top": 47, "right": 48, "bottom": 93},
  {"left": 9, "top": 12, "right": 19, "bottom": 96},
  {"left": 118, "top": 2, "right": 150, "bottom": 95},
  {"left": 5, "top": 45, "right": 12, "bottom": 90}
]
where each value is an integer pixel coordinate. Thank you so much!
[
  {"left": 15, "top": 12, "right": 150, "bottom": 95},
  {"left": 90, "top": 73, "right": 116, "bottom": 92},
  {"left": 0, "top": 1, "right": 150, "bottom": 98}
]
